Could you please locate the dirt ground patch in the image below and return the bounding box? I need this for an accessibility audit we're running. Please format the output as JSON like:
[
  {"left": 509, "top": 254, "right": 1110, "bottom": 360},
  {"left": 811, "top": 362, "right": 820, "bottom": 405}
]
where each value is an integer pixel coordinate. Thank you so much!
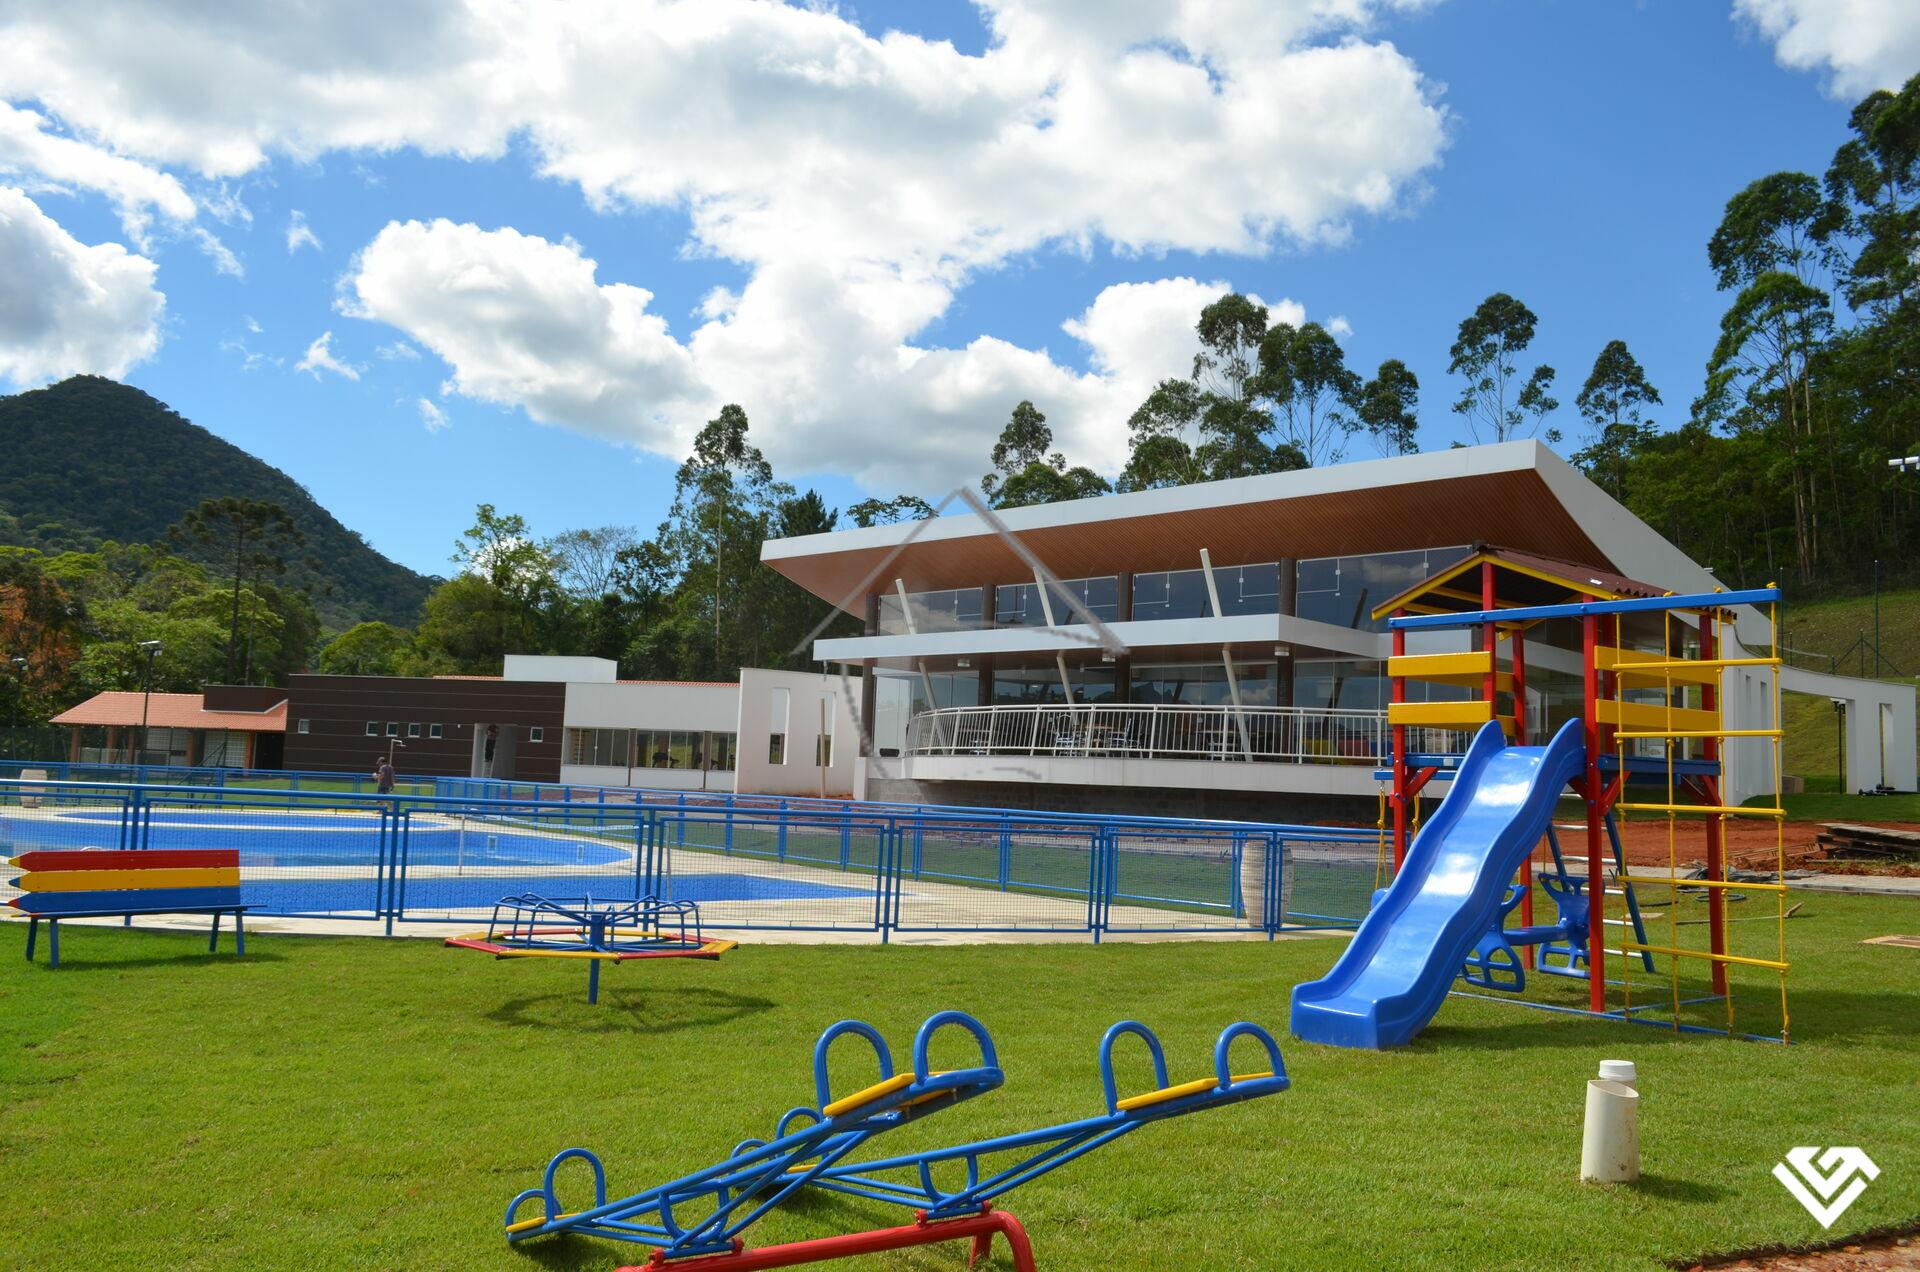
[
  {"left": 1570, "top": 818, "right": 1920, "bottom": 873},
  {"left": 1684, "top": 1225, "right": 1920, "bottom": 1270}
]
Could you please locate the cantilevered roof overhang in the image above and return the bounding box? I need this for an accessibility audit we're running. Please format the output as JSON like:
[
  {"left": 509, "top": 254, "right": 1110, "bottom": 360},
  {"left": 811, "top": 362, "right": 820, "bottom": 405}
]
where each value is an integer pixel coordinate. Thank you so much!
[{"left": 763, "top": 440, "right": 1724, "bottom": 616}]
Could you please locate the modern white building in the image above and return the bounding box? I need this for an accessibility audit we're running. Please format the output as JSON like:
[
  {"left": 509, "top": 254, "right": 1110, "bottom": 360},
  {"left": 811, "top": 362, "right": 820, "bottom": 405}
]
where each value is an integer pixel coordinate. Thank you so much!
[
  {"left": 281, "top": 656, "right": 864, "bottom": 797},
  {"left": 761, "top": 440, "right": 1916, "bottom": 819}
]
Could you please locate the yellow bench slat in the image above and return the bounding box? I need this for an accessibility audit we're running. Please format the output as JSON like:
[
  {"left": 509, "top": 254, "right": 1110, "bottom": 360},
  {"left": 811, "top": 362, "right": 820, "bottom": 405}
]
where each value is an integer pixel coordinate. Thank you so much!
[{"left": 15, "top": 867, "right": 241, "bottom": 893}]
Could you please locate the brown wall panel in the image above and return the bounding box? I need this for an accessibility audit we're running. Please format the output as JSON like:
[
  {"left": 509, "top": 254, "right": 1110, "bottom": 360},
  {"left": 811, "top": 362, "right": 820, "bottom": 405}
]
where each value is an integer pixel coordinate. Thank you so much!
[{"left": 282, "top": 675, "right": 566, "bottom": 781}]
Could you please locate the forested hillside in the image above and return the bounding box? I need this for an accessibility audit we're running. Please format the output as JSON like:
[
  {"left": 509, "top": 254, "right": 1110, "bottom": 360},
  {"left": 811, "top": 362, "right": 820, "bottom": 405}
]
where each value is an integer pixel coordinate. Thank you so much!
[{"left": 0, "top": 376, "right": 431, "bottom": 628}]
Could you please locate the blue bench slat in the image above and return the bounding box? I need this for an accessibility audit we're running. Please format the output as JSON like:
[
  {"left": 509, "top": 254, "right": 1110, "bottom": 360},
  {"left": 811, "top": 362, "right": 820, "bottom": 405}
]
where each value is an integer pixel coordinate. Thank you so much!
[{"left": 9, "top": 886, "right": 245, "bottom": 916}]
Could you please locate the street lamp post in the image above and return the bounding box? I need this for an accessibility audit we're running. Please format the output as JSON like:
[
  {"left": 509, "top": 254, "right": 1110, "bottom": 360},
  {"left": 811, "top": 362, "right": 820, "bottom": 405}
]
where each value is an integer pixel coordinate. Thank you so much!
[{"left": 137, "top": 640, "right": 163, "bottom": 766}]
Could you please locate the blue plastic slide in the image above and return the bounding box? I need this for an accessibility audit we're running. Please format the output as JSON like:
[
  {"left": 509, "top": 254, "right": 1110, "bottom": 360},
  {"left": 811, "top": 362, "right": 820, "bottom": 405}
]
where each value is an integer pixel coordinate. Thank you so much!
[{"left": 1289, "top": 718, "right": 1586, "bottom": 1049}]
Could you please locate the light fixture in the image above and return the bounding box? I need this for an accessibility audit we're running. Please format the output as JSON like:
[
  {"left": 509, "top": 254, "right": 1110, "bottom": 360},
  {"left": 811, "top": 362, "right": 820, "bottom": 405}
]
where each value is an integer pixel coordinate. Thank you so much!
[
  {"left": 955, "top": 658, "right": 971, "bottom": 669},
  {"left": 1273, "top": 644, "right": 1292, "bottom": 658}
]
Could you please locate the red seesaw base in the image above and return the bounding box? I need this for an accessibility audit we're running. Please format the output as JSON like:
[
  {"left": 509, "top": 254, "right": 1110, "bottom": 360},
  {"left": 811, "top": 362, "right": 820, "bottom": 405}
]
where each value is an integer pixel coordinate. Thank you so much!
[{"left": 624, "top": 1208, "right": 1036, "bottom": 1272}]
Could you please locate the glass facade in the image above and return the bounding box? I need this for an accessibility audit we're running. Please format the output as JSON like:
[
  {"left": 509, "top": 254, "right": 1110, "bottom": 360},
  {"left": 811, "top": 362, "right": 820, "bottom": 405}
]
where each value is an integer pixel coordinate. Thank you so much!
[
  {"left": 565, "top": 726, "right": 738, "bottom": 772},
  {"left": 877, "top": 587, "right": 984, "bottom": 635},
  {"left": 1294, "top": 547, "right": 1467, "bottom": 632},
  {"left": 995, "top": 576, "right": 1119, "bottom": 627}
]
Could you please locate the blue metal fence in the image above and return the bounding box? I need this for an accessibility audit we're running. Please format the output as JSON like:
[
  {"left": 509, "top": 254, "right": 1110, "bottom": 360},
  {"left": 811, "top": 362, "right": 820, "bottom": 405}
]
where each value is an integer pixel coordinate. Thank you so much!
[{"left": 0, "top": 774, "right": 1377, "bottom": 940}]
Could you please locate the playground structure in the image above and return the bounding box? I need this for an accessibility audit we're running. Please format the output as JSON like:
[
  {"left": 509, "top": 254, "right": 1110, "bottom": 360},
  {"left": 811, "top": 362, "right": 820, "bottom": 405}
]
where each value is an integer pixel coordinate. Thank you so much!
[
  {"left": 503, "top": 1010, "right": 1287, "bottom": 1269},
  {"left": 1292, "top": 548, "right": 1790, "bottom": 1047},
  {"left": 8, "top": 847, "right": 248, "bottom": 968},
  {"left": 446, "top": 893, "right": 736, "bottom": 1003}
]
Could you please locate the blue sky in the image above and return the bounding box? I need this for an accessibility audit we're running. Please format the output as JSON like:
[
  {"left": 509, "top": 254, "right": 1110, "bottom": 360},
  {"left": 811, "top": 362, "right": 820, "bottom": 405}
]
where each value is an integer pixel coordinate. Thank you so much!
[{"left": 1, "top": 1, "right": 1915, "bottom": 582}]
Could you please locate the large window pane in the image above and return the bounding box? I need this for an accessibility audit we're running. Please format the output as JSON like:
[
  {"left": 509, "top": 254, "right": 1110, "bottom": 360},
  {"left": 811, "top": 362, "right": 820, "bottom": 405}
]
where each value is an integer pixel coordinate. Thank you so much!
[
  {"left": 995, "top": 576, "right": 1118, "bottom": 627},
  {"left": 877, "top": 587, "right": 984, "bottom": 634},
  {"left": 1295, "top": 547, "right": 1469, "bottom": 632}
]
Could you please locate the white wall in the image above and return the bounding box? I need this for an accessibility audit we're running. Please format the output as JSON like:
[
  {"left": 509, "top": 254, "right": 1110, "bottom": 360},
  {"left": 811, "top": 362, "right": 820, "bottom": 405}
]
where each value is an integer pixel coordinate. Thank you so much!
[
  {"left": 563, "top": 680, "right": 739, "bottom": 732},
  {"left": 506, "top": 654, "right": 618, "bottom": 683},
  {"left": 1780, "top": 666, "right": 1918, "bottom": 794},
  {"left": 734, "top": 667, "right": 862, "bottom": 797}
]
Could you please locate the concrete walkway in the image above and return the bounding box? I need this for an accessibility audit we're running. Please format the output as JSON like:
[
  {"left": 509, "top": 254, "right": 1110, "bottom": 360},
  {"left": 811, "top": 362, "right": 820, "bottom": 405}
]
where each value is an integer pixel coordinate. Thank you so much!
[{"left": 1786, "top": 872, "right": 1920, "bottom": 898}]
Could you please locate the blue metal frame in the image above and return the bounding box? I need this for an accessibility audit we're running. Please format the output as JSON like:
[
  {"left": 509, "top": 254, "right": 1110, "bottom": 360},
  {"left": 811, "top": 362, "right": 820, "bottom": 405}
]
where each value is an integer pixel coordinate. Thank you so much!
[
  {"left": 502, "top": 1011, "right": 1288, "bottom": 1257},
  {"left": 1387, "top": 586, "right": 1782, "bottom": 631},
  {"left": 2, "top": 775, "right": 1380, "bottom": 938}
]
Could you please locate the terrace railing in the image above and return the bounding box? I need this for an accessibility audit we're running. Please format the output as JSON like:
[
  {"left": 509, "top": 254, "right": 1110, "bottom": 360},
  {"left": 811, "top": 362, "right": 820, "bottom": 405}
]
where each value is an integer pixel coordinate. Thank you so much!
[{"left": 907, "top": 704, "right": 1462, "bottom": 765}]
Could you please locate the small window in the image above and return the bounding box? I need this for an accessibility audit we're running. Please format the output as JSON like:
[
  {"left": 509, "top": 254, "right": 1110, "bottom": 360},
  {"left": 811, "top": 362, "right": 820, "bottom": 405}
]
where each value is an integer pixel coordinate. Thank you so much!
[
  {"left": 365, "top": 721, "right": 379, "bottom": 736},
  {"left": 407, "top": 723, "right": 421, "bottom": 738},
  {"left": 429, "top": 723, "right": 443, "bottom": 739},
  {"left": 769, "top": 733, "right": 786, "bottom": 765},
  {"left": 529, "top": 727, "right": 544, "bottom": 743},
  {"left": 298, "top": 719, "right": 311, "bottom": 735},
  {"left": 386, "top": 722, "right": 399, "bottom": 737}
]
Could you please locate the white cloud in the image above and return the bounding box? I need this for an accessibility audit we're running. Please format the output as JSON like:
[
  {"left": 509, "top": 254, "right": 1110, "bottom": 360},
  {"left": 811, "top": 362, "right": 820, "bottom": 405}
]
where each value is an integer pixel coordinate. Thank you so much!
[
  {"left": 286, "top": 209, "right": 321, "bottom": 253},
  {"left": 345, "top": 223, "right": 1333, "bottom": 485},
  {"left": 1734, "top": 0, "right": 1920, "bottom": 98},
  {"left": 191, "top": 226, "right": 243, "bottom": 277},
  {"left": 0, "top": 0, "right": 1449, "bottom": 486},
  {"left": 417, "top": 396, "right": 449, "bottom": 431},
  {"left": 0, "top": 103, "right": 195, "bottom": 245},
  {"left": 376, "top": 340, "right": 420, "bottom": 360},
  {"left": 295, "top": 329, "right": 361, "bottom": 380},
  {"left": 0, "top": 186, "right": 165, "bottom": 385},
  {"left": 245, "top": 314, "right": 263, "bottom": 334},
  {"left": 344, "top": 219, "right": 701, "bottom": 447}
]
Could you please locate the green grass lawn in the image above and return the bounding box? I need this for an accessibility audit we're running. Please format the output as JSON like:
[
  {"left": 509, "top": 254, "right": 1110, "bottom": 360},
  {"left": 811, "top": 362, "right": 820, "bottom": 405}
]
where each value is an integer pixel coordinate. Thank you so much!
[{"left": 4, "top": 898, "right": 1918, "bottom": 1272}]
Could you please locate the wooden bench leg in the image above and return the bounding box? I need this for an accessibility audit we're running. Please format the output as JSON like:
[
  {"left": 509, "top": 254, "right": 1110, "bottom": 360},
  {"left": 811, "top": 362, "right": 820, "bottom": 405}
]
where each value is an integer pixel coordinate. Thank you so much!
[
  {"left": 25, "top": 916, "right": 36, "bottom": 962},
  {"left": 210, "top": 911, "right": 220, "bottom": 953},
  {"left": 235, "top": 911, "right": 245, "bottom": 957},
  {"left": 49, "top": 919, "right": 59, "bottom": 969}
]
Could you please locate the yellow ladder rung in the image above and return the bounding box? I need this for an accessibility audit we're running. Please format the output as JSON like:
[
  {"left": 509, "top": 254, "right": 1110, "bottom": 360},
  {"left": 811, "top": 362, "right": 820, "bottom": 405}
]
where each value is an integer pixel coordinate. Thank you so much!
[
  {"left": 1617, "top": 875, "right": 1788, "bottom": 893},
  {"left": 1617, "top": 940, "right": 1789, "bottom": 972},
  {"left": 1616, "top": 802, "right": 1786, "bottom": 817},
  {"left": 1614, "top": 729, "right": 1783, "bottom": 739},
  {"left": 1608, "top": 656, "right": 1781, "bottom": 671}
]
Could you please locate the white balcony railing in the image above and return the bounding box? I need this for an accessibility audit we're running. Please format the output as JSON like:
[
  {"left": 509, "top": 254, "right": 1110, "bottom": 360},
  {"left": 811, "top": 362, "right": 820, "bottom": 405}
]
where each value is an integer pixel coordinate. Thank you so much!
[{"left": 907, "top": 704, "right": 1462, "bottom": 766}]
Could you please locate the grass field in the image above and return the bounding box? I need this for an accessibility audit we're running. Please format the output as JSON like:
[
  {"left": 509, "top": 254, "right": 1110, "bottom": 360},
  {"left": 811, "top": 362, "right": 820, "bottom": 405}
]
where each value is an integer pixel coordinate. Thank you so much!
[{"left": 4, "top": 894, "right": 1917, "bottom": 1271}]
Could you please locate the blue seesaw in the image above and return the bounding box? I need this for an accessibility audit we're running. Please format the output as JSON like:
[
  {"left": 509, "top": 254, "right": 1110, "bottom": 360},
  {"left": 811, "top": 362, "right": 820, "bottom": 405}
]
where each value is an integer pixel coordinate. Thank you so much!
[{"left": 503, "top": 1010, "right": 1288, "bottom": 1270}]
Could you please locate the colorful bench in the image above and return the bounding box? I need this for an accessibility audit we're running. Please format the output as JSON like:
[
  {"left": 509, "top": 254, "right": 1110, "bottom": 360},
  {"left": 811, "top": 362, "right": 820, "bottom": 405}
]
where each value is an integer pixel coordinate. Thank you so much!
[{"left": 7, "top": 848, "right": 248, "bottom": 968}]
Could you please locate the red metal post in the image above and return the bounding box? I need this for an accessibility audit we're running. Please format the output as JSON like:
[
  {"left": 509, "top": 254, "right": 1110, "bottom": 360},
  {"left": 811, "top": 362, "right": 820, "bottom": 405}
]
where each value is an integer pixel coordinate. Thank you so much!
[
  {"left": 1583, "top": 605, "right": 1607, "bottom": 1013},
  {"left": 625, "top": 1210, "right": 1037, "bottom": 1272},
  {"left": 1391, "top": 613, "right": 1408, "bottom": 872},
  {"left": 1699, "top": 610, "right": 1728, "bottom": 995}
]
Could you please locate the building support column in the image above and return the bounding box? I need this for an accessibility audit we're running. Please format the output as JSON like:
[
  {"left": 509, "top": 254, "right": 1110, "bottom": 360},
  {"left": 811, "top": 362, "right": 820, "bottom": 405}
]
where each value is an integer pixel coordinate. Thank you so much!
[{"left": 858, "top": 661, "right": 878, "bottom": 759}]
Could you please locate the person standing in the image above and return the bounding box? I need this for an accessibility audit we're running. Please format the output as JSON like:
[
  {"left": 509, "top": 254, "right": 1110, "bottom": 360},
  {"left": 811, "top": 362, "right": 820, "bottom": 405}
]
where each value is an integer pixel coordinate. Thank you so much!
[
  {"left": 484, "top": 724, "right": 499, "bottom": 777},
  {"left": 374, "top": 754, "right": 395, "bottom": 795}
]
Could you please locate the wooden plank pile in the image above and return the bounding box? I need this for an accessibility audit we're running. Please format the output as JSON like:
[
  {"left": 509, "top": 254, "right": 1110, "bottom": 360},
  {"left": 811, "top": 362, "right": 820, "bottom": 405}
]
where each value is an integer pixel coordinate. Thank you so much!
[{"left": 1817, "top": 822, "right": 1920, "bottom": 861}]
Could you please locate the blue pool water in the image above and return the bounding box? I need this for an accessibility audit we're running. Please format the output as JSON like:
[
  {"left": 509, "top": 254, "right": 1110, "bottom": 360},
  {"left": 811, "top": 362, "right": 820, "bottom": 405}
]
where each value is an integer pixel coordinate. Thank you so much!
[{"left": 231, "top": 871, "right": 868, "bottom": 917}]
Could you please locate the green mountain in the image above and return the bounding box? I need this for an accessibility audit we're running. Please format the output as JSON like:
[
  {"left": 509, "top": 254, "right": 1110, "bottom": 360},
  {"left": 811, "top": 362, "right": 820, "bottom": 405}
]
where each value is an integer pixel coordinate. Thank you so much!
[{"left": 0, "top": 375, "right": 433, "bottom": 628}]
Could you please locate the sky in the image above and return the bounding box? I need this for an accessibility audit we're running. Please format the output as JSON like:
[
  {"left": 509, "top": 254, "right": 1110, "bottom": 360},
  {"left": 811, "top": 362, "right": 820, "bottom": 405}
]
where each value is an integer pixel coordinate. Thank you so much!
[{"left": 1, "top": 1, "right": 1917, "bottom": 579}]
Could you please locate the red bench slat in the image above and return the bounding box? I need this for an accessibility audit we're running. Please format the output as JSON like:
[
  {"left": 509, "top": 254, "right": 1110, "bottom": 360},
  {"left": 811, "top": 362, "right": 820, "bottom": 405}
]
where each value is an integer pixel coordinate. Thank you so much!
[{"left": 5, "top": 849, "right": 240, "bottom": 872}]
